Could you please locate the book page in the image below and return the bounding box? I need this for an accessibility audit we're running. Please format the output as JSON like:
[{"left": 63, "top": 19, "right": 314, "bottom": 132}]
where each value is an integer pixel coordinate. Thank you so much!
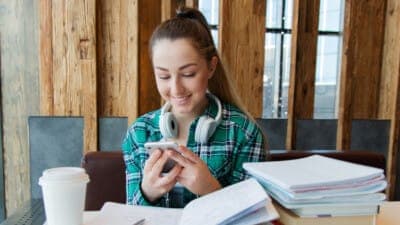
[
  {"left": 179, "top": 178, "right": 269, "bottom": 225},
  {"left": 87, "top": 202, "right": 182, "bottom": 225},
  {"left": 232, "top": 201, "right": 279, "bottom": 225}
]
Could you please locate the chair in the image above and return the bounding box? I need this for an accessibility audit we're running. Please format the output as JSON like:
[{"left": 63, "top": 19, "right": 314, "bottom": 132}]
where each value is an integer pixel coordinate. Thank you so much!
[
  {"left": 256, "top": 118, "right": 287, "bottom": 149},
  {"left": 98, "top": 117, "right": 128, "bottom": 151},
  {"left": 81, "top": 151, "right": 126, "bottom": 210},
  {"left": 351, "top": 119, "right": 390, "bottom": 156},
  {"left": 295, "top": 119, "right": 337, "bottom": 150},
  {"left": 29, "top": 116, "right": 84, "bottom": 199},
  {"left": 82, "top": 150, "right": 386, "bottom": 210}
]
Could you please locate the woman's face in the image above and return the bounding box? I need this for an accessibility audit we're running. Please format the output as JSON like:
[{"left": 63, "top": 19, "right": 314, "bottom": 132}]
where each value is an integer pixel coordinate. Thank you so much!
[{"left": 152, "top": 38, "right": 216, "bottom": 117}]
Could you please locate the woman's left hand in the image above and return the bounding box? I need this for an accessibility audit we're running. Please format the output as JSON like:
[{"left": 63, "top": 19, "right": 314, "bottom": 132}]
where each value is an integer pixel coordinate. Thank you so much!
[{"left": 166, "top": 146, "right": 222, "bottom": 196}]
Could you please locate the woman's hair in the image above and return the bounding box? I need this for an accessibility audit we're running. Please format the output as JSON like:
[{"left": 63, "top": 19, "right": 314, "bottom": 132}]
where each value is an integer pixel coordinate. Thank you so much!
[
  {"left": 149, "top": 7, "right": 269, "bottom": 154},
  {"left": 149, "top": 6, "right": 251, "bottom": 120}
]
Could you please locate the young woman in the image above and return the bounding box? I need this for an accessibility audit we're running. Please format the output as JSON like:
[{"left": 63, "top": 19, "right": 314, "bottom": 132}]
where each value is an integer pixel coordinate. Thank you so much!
[{"left": 122, "top": 7, "right": 267, "bottom": 208}]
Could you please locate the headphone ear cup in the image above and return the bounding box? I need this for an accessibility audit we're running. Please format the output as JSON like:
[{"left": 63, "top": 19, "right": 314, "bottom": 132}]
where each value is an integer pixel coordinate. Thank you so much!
[
  {"left": 159, "top": 112, "right": 178, "bottom": 138},
  {"left": 195, "top": 116, "right": 216, "bottom": 144}
]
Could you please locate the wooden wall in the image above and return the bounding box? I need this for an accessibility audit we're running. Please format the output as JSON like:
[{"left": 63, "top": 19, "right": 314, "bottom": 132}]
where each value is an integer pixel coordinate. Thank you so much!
[
  {"left": 1, "top": 0, "right": 400, "bottom": 216},
  {"left": 0, "top": 0, "right": 40, "bottom": 215}
]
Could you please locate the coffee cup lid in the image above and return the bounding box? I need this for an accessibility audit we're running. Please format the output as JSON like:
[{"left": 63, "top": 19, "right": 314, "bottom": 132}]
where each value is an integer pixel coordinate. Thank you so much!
[{"left": 39, "top": 167, "right": 89, "bottom": 185}]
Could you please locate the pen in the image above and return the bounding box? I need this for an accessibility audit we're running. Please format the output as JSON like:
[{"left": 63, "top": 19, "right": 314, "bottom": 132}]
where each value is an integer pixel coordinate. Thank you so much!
[{"left": 133, "top": 218, "right": 145, "bottom": 225}]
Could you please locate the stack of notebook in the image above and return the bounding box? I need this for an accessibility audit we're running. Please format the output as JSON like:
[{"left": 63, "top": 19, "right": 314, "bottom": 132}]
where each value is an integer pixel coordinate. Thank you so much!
[{"left": 243, "top": 155, "right": 387, "bottom": 217}]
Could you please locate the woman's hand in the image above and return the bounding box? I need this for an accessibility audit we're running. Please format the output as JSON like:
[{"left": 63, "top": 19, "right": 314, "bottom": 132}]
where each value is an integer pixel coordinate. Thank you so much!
[
  {"left": 141, "top": 149, "right": 182, "bottom": 202},
  {"left": 166, "top": 146, "right": 222, "bottom": 196}
]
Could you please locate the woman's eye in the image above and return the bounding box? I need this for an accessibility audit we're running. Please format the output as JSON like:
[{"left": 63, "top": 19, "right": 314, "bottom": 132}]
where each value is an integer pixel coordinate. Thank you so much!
[
  {"left": 157, "top": 75, "right": 170, "bottom": 80},
  {"left": 182, "top": 73, "right": 195, "bottom": 77}
]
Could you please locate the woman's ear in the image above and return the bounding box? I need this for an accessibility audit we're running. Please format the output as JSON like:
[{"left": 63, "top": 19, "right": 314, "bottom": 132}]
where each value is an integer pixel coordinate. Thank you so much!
[{"left": 208, "top": 56, "right": 218, "bottom": 79}]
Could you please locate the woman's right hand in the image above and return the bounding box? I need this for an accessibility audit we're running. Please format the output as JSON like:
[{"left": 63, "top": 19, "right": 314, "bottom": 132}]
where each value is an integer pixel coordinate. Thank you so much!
[{"left": 141, "top": 149, "right": 182, "bottom": 203}]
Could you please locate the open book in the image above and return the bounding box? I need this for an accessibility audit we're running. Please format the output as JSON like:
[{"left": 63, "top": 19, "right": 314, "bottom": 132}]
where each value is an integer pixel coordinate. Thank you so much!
[{"left": 88, "top": 178, "right": 279, "bottom": 225}]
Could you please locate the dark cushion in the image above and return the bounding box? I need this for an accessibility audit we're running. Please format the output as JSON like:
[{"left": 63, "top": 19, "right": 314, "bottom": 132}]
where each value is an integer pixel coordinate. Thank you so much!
[
  {"left": 82, "top": 150, "right": 386, "bottom": 210},
  {"left": 81, "top": 151, "right": 126, "bottom": 210}
]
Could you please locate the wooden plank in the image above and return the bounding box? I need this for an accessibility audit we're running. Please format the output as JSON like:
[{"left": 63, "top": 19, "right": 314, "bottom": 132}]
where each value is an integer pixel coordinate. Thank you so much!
[
  {"left": 387, "top": 52, "right": 400, "bottom": 200},
  {"left": 1, "top": 0, "right": 40, "bottom": 215},
  {"left": 219, "top": 0, "right": 266, "bottom": 118},
  {"left": 126, "top": 0, "right": 139, "bottom": 124},
  {"left": 50, "top": 0, "right": 97, "bottom": 152},
  {"left": 185, "top": 0, "right": 198, "bottom": 8},
  {"left": 52, "top": 0, "right": 68, "bottom": 115},
  {"left": 97, "top": 0, "right": 123, "bottom": 117},
  {"left": 138, "top": 0, "right": 162, "bottom": 116},
  {"left": 379, "top": 0, "right": 400, "bottom": 119},
  {"left": 162, "top": 0, "right": 185, "bottom": 21},
  {"left": 96, "top": 0, "right": 139, "bottom": 124},
  {"left": 78, "top": 0, "right": 97, "bottom": 153},
  {"left": 337, "top": 0, "right": 386, "bottom": 150},
  {"left": 336, "top": 0, "right": 353, "bottom": 151},
  {"left": 81, "top": 61, "right": 98, "bottom": 153},
  {"left": 285, "top": 0, "right": 320, "bottom": 150},
  {"left": 381, "top": 0, "right": 400, "bottom": 200},
  {"left": 39, "top": 0, "right": 54, "bottom": 115}
]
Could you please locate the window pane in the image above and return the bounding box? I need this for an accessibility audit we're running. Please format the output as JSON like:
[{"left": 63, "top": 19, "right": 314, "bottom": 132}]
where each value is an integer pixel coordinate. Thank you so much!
[
  {"left": 314, "top": 36, "right": 342, "bottom": 118},
  {"left": 263, "top": 34, "right": 281, "bottom": 118},
  {"left": 199, "top": 0, "right": 219, "bottom": 25},
  {"left": 266, "top": 0, "right": 293, "bottom": 29},
  {"left": 284, "top": 0, "right": 293, "bottom": 29},
  {"left": 263, "top": 33, "right": 291, "bottom": 118},
  {"left": 266, "top": 0, "right": 283, "bottom": 28},
  {"left": 319, "top": 0, "right": 344, "bottom": 31},
  {"left": 199, "top": 0, "right": 219, "bottom": 46},
  {"left": 211, "top": 29, "right": 218, "bottom": 47},
  {"left": 280, "top": 34, "right": 292, "bottom": 118}
]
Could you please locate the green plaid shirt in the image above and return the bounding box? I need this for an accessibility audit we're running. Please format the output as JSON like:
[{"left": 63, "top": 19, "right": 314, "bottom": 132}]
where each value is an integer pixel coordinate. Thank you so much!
[{"left": 122, "top": 100, "right": 266, "bottom": 207}]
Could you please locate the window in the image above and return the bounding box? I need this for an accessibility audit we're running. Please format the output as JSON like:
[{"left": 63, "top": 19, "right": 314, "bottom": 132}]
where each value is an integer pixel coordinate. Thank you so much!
[
  {"left": 199, "top": 1, "right": 344, "bottom": 119},
  {"left": 263, "top": 0, "right": 344, "bottom": 118},
  {"left": 263, "top": 0, "right": 293, "bottom": 118},
  {"left": 199, "top": 0, "right": 219, "bottom": 46},
  {"left": 314, "top": 0, "right": 344, "bottom": 118}
]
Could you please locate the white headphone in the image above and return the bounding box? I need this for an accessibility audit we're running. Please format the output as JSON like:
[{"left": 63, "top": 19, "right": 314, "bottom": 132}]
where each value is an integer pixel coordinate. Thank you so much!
[{"left": 159, "top": 93, "right": 222, "bottom": 144}]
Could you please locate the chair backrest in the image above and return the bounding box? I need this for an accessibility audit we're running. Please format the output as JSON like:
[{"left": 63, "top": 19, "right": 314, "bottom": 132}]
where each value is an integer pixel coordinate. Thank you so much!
[
  {"left": 256, "top": 118, "right": 287, "bottom": 149},
  {"left": 295, "top": 119, "right": 337, "bottom": 150},
  {"left": 351, "top": 119, "right": 390, "bottom": 156},
  {"left": 98, "top": 117, "right": 127, "bottom": 151},
  {"left": 29, "top": 116, "right": 84, "bottom": 199},
  {"left": 81, "top": 151, "right": 126, "bottom": 210}
]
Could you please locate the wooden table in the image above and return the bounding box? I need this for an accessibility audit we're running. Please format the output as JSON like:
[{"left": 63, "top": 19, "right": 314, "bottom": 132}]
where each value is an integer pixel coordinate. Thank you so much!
[{"left": 376, "top": 201, "right": 400, "bottom": 225}]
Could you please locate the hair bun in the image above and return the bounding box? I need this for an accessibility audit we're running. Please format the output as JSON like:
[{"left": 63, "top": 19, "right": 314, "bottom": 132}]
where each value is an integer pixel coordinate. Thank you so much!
[{"left": 176, "top": 7, "right": 197, "bottom": 19}]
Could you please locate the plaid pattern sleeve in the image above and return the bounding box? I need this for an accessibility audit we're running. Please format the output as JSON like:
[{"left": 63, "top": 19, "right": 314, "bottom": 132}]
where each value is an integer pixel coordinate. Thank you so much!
[
  {"left": 121, "top": 116, "right": 162, "bottom": 206},
  {"left": 230, "top": 116, "right": 266, "bottom": 184},
  {"left": 213, "top": 104, "right": 266, "bottom": 186}
]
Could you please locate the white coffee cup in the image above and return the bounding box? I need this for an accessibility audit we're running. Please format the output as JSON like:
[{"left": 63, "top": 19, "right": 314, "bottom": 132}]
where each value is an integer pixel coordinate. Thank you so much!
[{"left": 39, "top": 167, "right": 89, "bottom": 225}]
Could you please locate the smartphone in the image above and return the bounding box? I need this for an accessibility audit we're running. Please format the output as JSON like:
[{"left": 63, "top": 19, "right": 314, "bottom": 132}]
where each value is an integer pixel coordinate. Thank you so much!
[{"left": 144, "top": 141, "right": 179, "bottom": 172}]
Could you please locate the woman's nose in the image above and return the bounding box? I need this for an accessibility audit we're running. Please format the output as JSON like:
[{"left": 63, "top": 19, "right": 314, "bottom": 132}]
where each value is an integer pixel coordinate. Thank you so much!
[{"left": 171, "top": 77, "right": 185, "bottom": 94}]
